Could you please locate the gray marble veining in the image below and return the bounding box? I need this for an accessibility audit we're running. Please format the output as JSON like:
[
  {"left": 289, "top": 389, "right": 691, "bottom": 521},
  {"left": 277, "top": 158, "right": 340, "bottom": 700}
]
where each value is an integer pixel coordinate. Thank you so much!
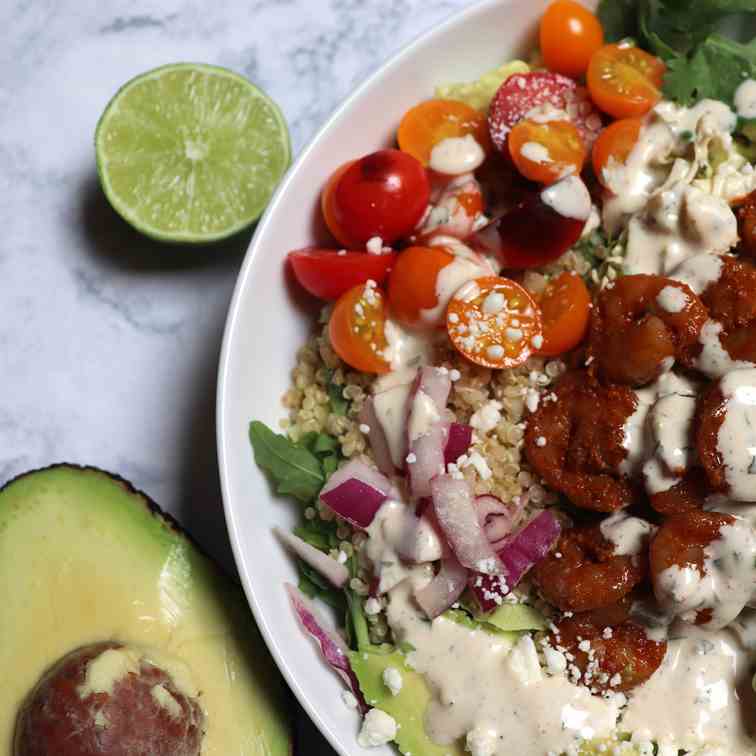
[{"left": 1, "top": 0, "right": 473, "bottom": 751}]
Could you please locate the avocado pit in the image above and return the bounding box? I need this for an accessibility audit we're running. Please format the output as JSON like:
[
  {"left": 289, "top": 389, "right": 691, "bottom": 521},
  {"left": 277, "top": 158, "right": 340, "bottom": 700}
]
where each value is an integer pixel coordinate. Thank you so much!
[{"left": 15, "top": 641, "right": 205, "bottom": 756}]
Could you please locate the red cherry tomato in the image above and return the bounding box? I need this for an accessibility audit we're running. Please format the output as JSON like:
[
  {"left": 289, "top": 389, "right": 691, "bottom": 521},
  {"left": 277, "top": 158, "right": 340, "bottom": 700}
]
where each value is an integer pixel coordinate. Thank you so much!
[
  {"left": 540, "top": 0, "right": 604, "bottom": 78},
  {"left": 325, "top": 149, "right": 430, "bottom": 247},
  {"left": 321, "top": 160, "right": 358, "bottom": 247},
  {"left": 470, "top": 177, "right": 588, "bottom": 269},
  {"left": 288, "top": 248, "right": 397, "bottom": 301},
  {"left": 488, "top": 72, "right": 603, "bottom": 155}
]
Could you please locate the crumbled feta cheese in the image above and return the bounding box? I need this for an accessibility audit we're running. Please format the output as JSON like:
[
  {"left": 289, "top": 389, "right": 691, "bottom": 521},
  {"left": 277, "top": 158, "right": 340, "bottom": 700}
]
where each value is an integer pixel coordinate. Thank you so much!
[
  {"left": 543, "top": 646, "right": 568, "bottom": 675},
  {"left": 337, "top": 249, "right": 347, "bottom": 256},
  {"left": 406, "top": 452, "right": 417, "bottom": 464},
  {"left": 449, "top": 369, "right": 461, "bottom": 382},
  {"left": 357, "top": 708, "right": 397, "bottom": 747},
  {"left": 486, "top": 344, "right": 505, "bottom": 361},
  {"left": 464, "top": 451, "right": 492, "bottom": 480},
  {"left": 366, "top": 236, "right": 384, "bottom": 254},
  {"left": 578, "top": 640, "right": 592, "bottom": 652},
  {"left": 525, "top": 388, "right": 540, "bottom": 413},
  {"left": 482, "top": 291, "right": 507, "bottom": 316},
  {"left": 465, "top": 726, "right": 497, "bottom": 756},
  {"left": 469, "top": 400, "right": 503, "bottom": 433},
  {"left": 364, "top": 597, "right": 381, "bottom": 615},
  {"left": 535, "top": 436, "right": 547, "bottom": 447},
  {"left": 531, "top": 334, "right": 544, "bottom": 349},
  {"left": 336, "top": 550, "right": 348, "bottom": 564},
  {"left": 342, "top": 690, "right": 359, "bottom": 709},
  {"left": 505, "top": 327, "right": 523, "bottom": 342},
  {"left": 359, "top": 423, "right": 371, "bottom": 434},
  {"left": 657, "top": 285, "right": 688, "bottom": 313},
  {"left": 382, "top": 666, "right": 403, "bottom": 696}
]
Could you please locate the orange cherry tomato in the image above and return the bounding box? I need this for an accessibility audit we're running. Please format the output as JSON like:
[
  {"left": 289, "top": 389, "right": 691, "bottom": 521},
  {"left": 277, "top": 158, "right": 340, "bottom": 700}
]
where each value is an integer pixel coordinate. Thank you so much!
[
  {"left": 329, "top": 283, "right": 391, "bottom": 373},
  {"left": 591, "top": 117, "right": 642, "bottom": 189},
  {"left": 587, "top": 44, "right": 665, "bottom": 119},
  {"left": 540, "top": 0, "right": 604, "bottom": 78},
  {"left": 447, "top": 277, "right": 543, "bottom": 369},
  {"left": 388, "top": 245, "right": 455, "bottom": 327},
  {"left": 397, "top": 99, "right": 491, "bottom": 167},
  {"left": 322, "top": 160, "right": 358, "bottom": 247},
  {"left": 508, "top": 119, "right": 587, "bottom": 185},
  {"left": 537, "top": 271, "right": 591, "bottom": 356}
]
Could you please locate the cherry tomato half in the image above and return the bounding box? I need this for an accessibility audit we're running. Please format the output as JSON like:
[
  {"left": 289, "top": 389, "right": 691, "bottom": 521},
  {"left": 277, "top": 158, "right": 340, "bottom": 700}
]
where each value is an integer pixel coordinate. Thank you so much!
[
  {"left": 508, "top": 119, "right": 587, "bottom": 185},
  {"left": 323, "top": 149, "right": 430, "bottom": 248},
  {"left": 387, "top": 245, "right": 455, "bottom": 327},
  {"left": 537, "top": 271, "right": 591, "bottom": 356},
  {"left": 397, "top": 99, "right": 491, "bottom": 167},
  {"left": 540, "top": 0, "right": 604, "bottom": 78},
  {"left": 329, "top": 283, "right": 391, "bottom": 373},
  {"left": 447, "top": 276, "right": 543, "bottom": 369},
  {"left": 288, "top": 248, "right": 397, "bottom": 301},
  {"left": 591, "top": 117, "right": 642, "bottom": 190},
  {"left": 321, "top": 160, "right": 358, "bottom": 247},
  {"left": 587, "top": 44, "right": 665, "bottom": 119}
]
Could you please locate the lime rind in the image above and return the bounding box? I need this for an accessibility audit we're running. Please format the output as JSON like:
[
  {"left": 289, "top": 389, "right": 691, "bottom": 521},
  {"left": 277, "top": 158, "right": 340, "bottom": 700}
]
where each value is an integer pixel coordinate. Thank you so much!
[{"left": 95, "top": 62, "right": 291, "bottom": 244}]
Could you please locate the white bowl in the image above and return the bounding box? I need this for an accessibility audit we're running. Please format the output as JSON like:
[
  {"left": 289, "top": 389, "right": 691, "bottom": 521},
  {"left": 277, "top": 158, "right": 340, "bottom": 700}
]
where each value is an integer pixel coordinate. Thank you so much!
[{"left": 217, "top": 0, "right": 579, "bottom": 752}]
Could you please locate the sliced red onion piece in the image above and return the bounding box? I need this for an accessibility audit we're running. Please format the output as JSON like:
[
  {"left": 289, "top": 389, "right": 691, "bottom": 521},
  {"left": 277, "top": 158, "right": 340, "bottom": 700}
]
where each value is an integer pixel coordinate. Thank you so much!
[
  {"left": 408, "top": 420, "right": 449, "bottom": 499},
  {"left": 414, "top": 366, "right": 452, "bottom": 411},
  {"left": 414, "top": 555, "right": 468, "bottom": 619},
  {"left": 444, "top": 423, "right": 473, "bottom": 467},
  {"left": 274, "top": 527, "right": 349, "bottom": 588},
  {"left": 286, "top": 584, "right": 367, "bottom": 712},
  {"left": 431, "top": 475, "right": 500, "bottom": 574},
  {"left": 359, "top": 398, "right": 395, "bottom": 477},
  {"left": 320, "top": 459, "right": 398, "bottom": 528},
  {"left": 469, "top": 509, "right": 562, "bottom": 612},
  {"left": 475, "top": 494, "right": 519, "bottom": 545}
]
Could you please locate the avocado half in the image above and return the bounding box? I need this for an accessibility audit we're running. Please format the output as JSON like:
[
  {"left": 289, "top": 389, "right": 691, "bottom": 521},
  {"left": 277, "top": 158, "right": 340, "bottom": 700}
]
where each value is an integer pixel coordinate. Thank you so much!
[{"left": 0, "top": 464, "right": 291, "bottom": 755}]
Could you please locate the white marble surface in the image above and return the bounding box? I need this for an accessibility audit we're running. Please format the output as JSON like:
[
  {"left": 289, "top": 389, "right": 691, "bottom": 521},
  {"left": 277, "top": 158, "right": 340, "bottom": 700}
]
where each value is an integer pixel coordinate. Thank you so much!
[{"left": 1, "top": 0, "right": 473, "bottom": 751}]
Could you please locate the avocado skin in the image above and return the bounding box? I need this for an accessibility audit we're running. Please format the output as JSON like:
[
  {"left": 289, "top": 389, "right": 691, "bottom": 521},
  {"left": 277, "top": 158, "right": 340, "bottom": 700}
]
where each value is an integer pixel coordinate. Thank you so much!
[{"left": 0, "top": 463, "right": 293, "bottom": 756}]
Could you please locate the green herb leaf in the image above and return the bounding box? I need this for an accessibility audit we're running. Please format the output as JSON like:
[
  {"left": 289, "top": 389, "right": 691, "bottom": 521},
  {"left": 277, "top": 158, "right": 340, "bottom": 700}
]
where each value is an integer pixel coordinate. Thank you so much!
[
  {"left": 249, "top": 421, "right": 324, "bottom": 503},
  {"left": 313, "top": 433, "right": 339, "bottom": 455},
  {"left": 328, "top": 382, "right": 349, "bottom": 416},
  {"left": 598, "top": 0, "right": 640, "bottom": 41},
  {"left": 663, "top": 34, "right": 756, "bottom": 105}
]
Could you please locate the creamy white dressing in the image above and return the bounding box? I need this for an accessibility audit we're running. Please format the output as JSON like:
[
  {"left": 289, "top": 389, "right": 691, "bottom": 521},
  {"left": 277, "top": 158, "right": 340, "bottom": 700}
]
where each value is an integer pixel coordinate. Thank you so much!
[
  {"left": 669, "top": 252, "right": 724, "bottom": 295},
  {"left": 365, "top": 502, "right": 441, "bottom": 593},
  {"left": 621, "top": 629, "right": 756, "bottom": 755},
  {"left": 655, "top": 517, "right": 756, "bottom": 629},
  {"left": 381, "top": 318, "right": 433, "bottom": 372},
  {"left": 408, "top": 389, "right": 440, "bottom": 443},
  {"left": 540, "top": 174, "right": 591, "bottom": 221},
  {"left": 604, "top": 100, "right": 749, "bottom": 277},
  {"left": 735, "top": 79, "right": 756, "bottom": 120},
  {"left": 717, "top": 369, "right": 756, "bottom": 500},
  {"left": 599, "top": 511, "right": 655, "bottom": 556},
  {"left": 696, "top": 319, "right": 753, "bottom": 379},
  {"left": 520, "top": 141, "right": 552, "bottom": 164},
  {"left": 420, "top": 254, "right": 487, "bottom": 326},
  {"left": 429, "top": 135, "right": 485, "bottom": 176},
  {"left": 386, "top": 576, "right": 619, "bottom": 756},
  {"left": 373, "top": 381, "right": 414, "bottom": 468}
]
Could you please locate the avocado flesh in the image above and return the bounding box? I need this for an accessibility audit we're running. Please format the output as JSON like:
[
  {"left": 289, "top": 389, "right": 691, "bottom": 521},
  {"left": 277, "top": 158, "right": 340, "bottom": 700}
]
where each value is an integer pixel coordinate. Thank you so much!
[{"left": 0, "top": 465, "right": 291, "bottom": 756}]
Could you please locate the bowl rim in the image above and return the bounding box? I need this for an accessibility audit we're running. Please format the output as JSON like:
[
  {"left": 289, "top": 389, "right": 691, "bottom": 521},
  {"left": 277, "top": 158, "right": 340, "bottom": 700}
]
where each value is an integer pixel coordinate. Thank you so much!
[{"left": 217, "top": 1, "right": 510, "bottom": 753}]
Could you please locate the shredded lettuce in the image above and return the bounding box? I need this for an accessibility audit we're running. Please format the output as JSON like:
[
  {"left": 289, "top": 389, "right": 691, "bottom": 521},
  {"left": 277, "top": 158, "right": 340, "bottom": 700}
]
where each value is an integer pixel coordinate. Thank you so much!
[{"left": 435, "top": 60, "right": 530, "bottom": 112}]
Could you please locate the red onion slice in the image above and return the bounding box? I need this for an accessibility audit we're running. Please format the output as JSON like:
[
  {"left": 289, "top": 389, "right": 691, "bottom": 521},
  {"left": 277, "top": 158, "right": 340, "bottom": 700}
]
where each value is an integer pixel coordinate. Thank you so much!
[
  {"left": 274, "top": 528, "right": 349, "bottom": 588},
  {"left": 431, "top": 475, "right": 500, "bottom": 574},
  {"left": 286, "top": 584, "right": 367, "bottom": 712},
  {"left": 414, "top": 555, "right": 468, "bottom": 619},
  {"left": 408, "top": 421, "right": 449, "bottom": 499},
  {"left": 320, "top": 459, "right": 398, "bottom": 528},
  {"left": 359, "top": 398, "right": 395, "bottom": 477},
  {"left": 414, "top": 366, "right": 452, "bottom": 411},
  {"left": 470, "top": 509, "right": 562, "bottom": 612},
  {"left": 475, "top": 494, "right": 519, "bottom": 545},
  {"left": 444, "top": 423, "right": 473, "bottom": 467}
]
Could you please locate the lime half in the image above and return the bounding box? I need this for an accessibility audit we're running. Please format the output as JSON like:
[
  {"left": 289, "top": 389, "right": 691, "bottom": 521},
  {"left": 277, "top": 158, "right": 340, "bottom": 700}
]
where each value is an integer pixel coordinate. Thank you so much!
[{"left": 95, "top": 63, "right": 291, "bottom": 244}]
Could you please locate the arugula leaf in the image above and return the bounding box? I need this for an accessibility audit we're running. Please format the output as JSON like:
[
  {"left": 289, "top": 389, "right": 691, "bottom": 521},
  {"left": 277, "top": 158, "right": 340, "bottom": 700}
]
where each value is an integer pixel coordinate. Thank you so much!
[
  {"left": 249, "top": 421, "right": 324, "bottom": 503},
  {"left": 598, "top": 0, "right": 640, "bottom": 41},
  {"left": 664, "top": 34, "right": 756, "bottom": 104}
]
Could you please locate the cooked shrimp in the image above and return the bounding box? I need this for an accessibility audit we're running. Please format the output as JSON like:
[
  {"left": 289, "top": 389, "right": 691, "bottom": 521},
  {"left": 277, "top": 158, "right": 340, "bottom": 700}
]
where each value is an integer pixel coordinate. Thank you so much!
[
  {"left": 548, "top": 614, "right": 666, "bottom": 693},
  {"left": 524, "top": 370, "right": 637, "bottom": 512},
  {"left": 694, "top": 256, "right": 756, "bottom": 370},
  {"left": 648, "top": 467, "right": 708, "bottom": 515},
  {"left": 736, "top": 190, "right": 756, "bottom": 260},
  {"left": 532, "top": 525, "right": 647, "bottom": 613},
  {"left": 589, "top": 274, "right": 708, "bottom": 386},
  {"left": 649, "top": 510, "right": 756, "bottom": 629},
  {"left": 697, "top": 368, "right": 756, "bottom": 500}
]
